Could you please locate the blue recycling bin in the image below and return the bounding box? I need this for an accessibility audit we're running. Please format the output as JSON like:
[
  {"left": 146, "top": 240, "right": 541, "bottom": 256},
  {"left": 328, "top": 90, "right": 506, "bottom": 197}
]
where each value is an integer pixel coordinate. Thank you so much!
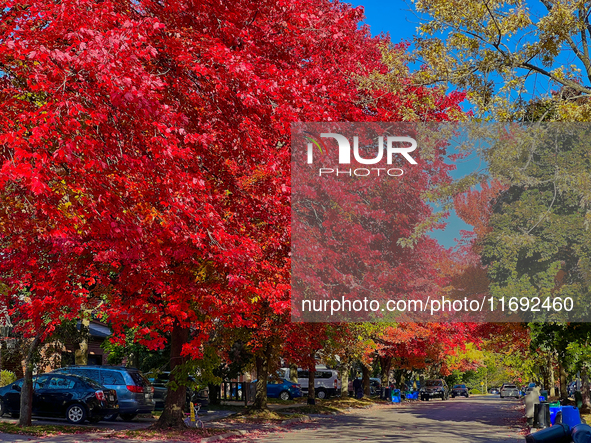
[
  {"left": 525, "top": 424, "right": 571, "bottom": 443},
  {"left": 572, "top": 423, "right": 591, "bottom": 443},
  {"left": 391, "top": 389, "right": 401, "bottom": 403},
  {"left": 561, "top": 406, "right": 581, "bottom": 428},
  {"left": 549, "top": 405, "right": 561, "bottom": 425}
]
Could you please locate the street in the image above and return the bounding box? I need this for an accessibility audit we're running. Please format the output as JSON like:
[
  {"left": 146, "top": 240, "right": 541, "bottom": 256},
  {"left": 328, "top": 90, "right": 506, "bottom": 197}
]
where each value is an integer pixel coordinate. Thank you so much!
[
  {"left": 250, "top": 396, "right": 525, "bottom": 443},
  {"left": 0, "top": 396, "right": 526, "bottom": 442}
]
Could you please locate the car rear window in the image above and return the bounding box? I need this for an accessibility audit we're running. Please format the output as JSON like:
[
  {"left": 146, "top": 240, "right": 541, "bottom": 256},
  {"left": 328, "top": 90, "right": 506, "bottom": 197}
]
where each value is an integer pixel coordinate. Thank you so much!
[
  {"left": 316, "top": 371, "right": 332, "bottom": 379},
  {"left": 454, "top": 384, "right": 466, "bottom": 388},
  {"left": 101, "top": 370, "right": 126, "bottom": 385},
  {"left": 129, "top": 371, "right": 151, "bottom": 387},
  {"left": 426, "top": 380, "right": 442, "bottom": 386},
  {"left": 503, "top": 385, "right": 517, "bottom": 389}
]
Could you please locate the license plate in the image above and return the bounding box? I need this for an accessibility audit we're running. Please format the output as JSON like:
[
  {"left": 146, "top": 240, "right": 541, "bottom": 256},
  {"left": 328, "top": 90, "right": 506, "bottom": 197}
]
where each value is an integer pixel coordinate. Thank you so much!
[
  {"left": 145, "top": 393, "right": 150, "bottom": 399},
  {"left": 109, "top": 395, "right": 114, "bottom": 402}
]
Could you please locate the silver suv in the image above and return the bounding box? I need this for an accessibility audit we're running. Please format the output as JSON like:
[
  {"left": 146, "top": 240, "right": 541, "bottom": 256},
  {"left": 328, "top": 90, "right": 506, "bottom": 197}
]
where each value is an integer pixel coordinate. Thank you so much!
[
  {"left": 53, "top": 366, "right": 155, "bottom": 421},
  {"left": 499, "top": 383, "right": 520, "bottom": 399}
]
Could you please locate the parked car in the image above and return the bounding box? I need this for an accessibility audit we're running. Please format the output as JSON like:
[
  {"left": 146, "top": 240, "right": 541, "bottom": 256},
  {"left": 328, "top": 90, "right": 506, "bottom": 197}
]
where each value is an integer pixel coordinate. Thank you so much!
[
  {"left": 256, "top": 379, "right": 302, "bottom": 400},
  {"left": 369, "top": 378, "right": 382, "bottom": 396},
  {"left": 278, "top": 367, "right": 340, "bottom": 399},
  {"left": 148, "top": 372, "right": 209, "bottom": 411},
  {"left": 489, "top": 387, "right": 500, "bottom": 395},
  {"left": 420, "top": 379, "right": 449, "bottom": 401},
  {"left": 0, "top": 373, "right": 118, "bottom": 424},
  {"left": 451, "top": 384, "right": 469, "bottom": 398},
  {"left": 568, "top": 380, "right": 577, "bottom": 397},
  {"left": 53, "top": 365, "right": 154, "bottom": 421},
  {"left": 499, "top": 383, "right": 520, "bottom": 399}
]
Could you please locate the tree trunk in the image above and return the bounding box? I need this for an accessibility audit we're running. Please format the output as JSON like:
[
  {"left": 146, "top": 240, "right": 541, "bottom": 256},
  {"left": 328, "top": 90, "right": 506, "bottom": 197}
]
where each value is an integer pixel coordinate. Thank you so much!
[
  {"left": 379, "top": 356, "right": 392, "bottom": 387},
  {"left": 549, "top": 356, "right": 556, "bottom": 398},
  {"left": 340, "top": 360, "right": 351, "bottom": 397},
  {"left": 393, "top": 369, "right": 403, "bottom": 388},
  {"left": 542, "top": 363, "right": 549, "bottom": 395},
  {"left": 75, "top": 318, "right": 90, "bottom": 365},
  {"left": 288, "top": 363, "right": 298, "bottom": 383},
  {"left": 362, "top": 365, "right": 370, "bottom": 397},
  {"left": 559, "top": 361, "right": 568, "bottom": 401},
  {"left": 18, "top": 335, "right": 41, "bottom": 427},
  {"left": 154, "top": 323, "right": 189, "bottom": 429},
  {"left": 582, "top": 367, "right": 591, "bottom": 410},
  {"left": 307, "top": 356, "right": 316, "bottom": 405},
  {"left": 252, "top": 353, "right": 269, "bottom": 410}
]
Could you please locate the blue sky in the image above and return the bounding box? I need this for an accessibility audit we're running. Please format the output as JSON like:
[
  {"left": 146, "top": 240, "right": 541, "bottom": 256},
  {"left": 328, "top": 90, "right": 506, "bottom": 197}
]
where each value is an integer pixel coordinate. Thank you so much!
[
  {"left": 349, "top": 0, "right": 419, "bottom": 44},
  {"left": 348, "top": 0, "right": 477, "bottom": 249}
]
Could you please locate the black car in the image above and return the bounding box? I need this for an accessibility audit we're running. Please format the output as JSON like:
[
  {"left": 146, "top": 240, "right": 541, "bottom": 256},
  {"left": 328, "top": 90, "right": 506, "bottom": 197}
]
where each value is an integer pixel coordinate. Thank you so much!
[
  {"left": 420, "top": 379, "right": 449, "bottom": 401},
  {"left": 451, "top": 384, "right": 469, "bottom": 398},
  {"left": 148, "top": 372, "right": 209, "bottom": 411},
  {"left": 0, "top": 373, "right": 118, "bottom": 424}
]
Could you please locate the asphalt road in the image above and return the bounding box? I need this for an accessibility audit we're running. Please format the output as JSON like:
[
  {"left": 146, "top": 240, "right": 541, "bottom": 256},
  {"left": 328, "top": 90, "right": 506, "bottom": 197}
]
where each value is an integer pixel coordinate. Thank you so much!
[
  {"left": 251, "top": 395, "right": 525, "bottom": 443},
  {"left": 0, "top": 396, "right": 525, "bottom": 443}
]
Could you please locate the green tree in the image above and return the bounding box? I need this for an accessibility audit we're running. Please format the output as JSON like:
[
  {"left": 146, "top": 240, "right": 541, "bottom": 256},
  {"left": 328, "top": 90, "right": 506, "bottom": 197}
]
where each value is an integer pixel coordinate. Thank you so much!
[{"left": 413, "top": 0, "right": 591, "bottom": 121}]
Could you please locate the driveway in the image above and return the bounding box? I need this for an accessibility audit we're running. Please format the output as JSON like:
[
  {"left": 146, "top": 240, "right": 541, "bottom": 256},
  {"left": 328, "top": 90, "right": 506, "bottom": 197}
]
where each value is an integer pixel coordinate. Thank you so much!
[{"left": 249, "top": 396, "right": 526, "bottom": 443}]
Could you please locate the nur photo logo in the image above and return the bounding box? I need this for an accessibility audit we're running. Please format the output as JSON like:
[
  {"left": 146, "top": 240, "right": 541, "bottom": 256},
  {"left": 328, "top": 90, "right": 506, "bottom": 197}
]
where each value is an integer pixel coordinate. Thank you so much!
[{"left": 305, "top": 132, "right": 418, "bottom": 177}]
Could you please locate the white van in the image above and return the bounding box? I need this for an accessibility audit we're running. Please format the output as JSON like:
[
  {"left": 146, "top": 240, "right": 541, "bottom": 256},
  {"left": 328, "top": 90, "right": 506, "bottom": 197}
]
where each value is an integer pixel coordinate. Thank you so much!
[{"left": 279, "top": 367, "right": 341, "bottom": 399}]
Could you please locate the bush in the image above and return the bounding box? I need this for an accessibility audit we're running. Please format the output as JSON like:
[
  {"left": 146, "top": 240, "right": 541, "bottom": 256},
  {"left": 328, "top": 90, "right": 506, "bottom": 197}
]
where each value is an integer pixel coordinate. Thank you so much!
[
  {"left": 470, "top": 388, "right": 481, "bottom": 395},
  {"left": 0, "top": 370, "right": 17, "bottom": 387}
]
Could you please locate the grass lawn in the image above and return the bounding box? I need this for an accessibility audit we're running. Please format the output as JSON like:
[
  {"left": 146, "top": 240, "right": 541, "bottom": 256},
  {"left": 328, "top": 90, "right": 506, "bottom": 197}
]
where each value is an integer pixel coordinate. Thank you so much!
[
  {"left": 218, "top": 409, "right": 306, "bottom": 423},
  {"left": 0, "top": 422, "right": 100, "bottom": 436},
  {"left": 222, "top": 396, "right": 391, "bottom": 420}
]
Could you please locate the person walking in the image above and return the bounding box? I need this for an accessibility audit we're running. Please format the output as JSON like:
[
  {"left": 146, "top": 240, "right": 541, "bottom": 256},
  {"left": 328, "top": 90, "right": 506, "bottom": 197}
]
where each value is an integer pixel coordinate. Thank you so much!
[{"left": 353, "top": 375, "right": 363, "bottom": 399}]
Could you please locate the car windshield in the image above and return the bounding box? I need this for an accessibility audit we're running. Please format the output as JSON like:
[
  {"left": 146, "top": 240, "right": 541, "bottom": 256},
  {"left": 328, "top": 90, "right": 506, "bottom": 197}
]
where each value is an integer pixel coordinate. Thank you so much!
[
  {"left": 425, "top": 380, "right": 442, "bottom": 387},
  {"left": 453, "top": 384, "right": 466, "bottom": 388}
]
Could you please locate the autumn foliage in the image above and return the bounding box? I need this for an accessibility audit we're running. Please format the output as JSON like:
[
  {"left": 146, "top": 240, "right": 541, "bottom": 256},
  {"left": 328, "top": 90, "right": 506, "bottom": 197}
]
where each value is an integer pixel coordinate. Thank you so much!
[{"left": 0, "top": 0, "right": 480, "bottom": 425}]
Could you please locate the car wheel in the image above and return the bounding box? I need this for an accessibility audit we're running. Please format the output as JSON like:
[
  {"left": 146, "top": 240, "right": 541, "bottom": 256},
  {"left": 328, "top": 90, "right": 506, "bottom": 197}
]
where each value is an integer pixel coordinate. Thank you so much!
[
  {"left": 451, "top": 395, "right": 455, "bottom": 399},
  {"left": 316, "top": 389, "right": 327, "bottom": 400},
  {"left": 120, "top": 413, "right": 138, "bottom": 422},
  {"left": 500, "top": 395, "right": 504, "bottom": 398},
  {"left": 66, "top": 404, "right": 87, "bottom": 424},
  {"left": 0, "top": 400, "right": 5, "bottom": 417},
  {"left": 103, "top": 413, "right": 119, "bottom": 421},
  {"left": 279, "top": 391, "right": 292, "bottom": 401}
]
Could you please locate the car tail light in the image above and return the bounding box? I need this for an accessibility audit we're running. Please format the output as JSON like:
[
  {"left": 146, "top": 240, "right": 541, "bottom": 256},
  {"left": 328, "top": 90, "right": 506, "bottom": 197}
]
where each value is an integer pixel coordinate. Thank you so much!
[
  {"left": 334, "top": 379, "right": 338, "bottom": 389},
  {"left": 149, "top": 386, "right": 154, "bottom": 393},
  {"left": 95, "top": 390, "right": 106, "bottom": 401},
  {"left": 127, "top": 385, "right": 143, "bottom": 393},
  {"left": 291, "top": 384, "right": 299, "bottom": 389}
]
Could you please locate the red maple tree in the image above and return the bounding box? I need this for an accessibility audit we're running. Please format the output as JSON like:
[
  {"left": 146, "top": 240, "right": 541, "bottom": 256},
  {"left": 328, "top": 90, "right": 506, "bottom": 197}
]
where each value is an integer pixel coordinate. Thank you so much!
[{"left": 0, "top": 0, "right": 465, "bottom": 425}]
